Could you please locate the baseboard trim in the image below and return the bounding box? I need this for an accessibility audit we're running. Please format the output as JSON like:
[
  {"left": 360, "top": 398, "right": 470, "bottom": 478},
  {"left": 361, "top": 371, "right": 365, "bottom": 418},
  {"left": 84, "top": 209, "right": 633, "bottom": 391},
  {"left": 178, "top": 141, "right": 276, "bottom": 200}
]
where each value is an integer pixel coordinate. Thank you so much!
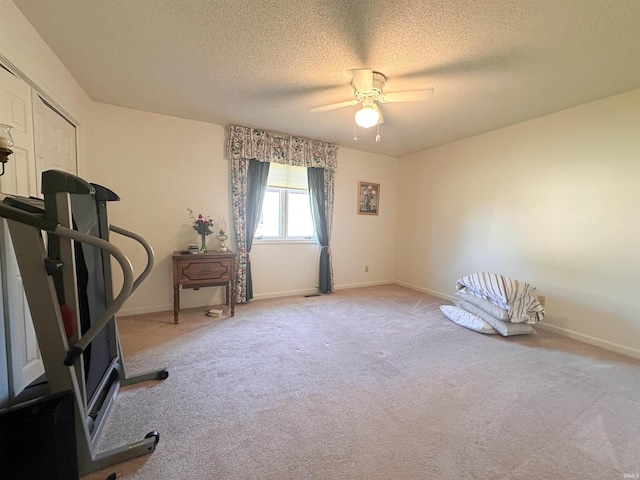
[
  {"left": 252, "top": 280, "right": 395, "bottom": 300},
  {"left": 334, "top": 280, "right": 395, "bottom": 291},
  {"left": 119, "top": 304, "right": 173, "bottom": 316},
  {"left": 536, "top": 322, "right": 640, "bottom": 361},
  {"left": 393, "top": 280, "right": 456, "bottom": 302},
  {"left": 252, "top": 287, "right": 319, "bottom": 301}
]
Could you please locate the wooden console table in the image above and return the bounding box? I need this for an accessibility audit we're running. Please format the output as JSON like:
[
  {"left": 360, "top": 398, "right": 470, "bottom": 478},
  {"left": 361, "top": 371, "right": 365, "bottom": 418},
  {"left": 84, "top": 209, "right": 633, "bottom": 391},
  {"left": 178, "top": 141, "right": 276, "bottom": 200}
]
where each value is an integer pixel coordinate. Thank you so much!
[{"left": 172, "top": 251, "right": 236, "bottom": 324}]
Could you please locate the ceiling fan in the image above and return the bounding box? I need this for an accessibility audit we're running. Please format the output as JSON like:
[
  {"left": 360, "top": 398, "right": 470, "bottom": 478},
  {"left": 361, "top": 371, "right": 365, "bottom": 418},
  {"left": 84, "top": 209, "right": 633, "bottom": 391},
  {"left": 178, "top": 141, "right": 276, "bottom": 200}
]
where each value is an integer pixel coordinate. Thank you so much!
[{"left": 312, "top": 68, "right": 434, "bottom": 142}]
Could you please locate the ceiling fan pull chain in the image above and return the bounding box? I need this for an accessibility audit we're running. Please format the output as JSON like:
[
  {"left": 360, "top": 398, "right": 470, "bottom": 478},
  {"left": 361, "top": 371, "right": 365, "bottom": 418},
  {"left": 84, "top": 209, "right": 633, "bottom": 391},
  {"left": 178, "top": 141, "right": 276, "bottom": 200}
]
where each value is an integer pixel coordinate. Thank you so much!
[
  {"left": 353, "top": 120, "right": 358, "bottom": 142},
  {"left": 376, "top": 123, "right": 381, "bottom": 143}
]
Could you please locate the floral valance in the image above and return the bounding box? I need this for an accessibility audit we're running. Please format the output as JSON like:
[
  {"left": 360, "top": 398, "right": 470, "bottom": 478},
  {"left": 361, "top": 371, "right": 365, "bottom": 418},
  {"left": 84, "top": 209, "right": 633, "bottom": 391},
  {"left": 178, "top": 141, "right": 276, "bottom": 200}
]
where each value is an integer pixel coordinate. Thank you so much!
[{"left": 226, "top": 125, "right": 338, "bottom": 172}]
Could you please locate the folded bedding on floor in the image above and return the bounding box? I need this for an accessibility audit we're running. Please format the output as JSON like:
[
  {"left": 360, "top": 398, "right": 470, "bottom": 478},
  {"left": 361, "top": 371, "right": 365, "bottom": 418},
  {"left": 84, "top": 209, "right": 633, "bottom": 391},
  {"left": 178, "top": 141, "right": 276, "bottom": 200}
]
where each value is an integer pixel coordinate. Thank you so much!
[
  {"left": 454, "top": 300, "right": 535, "bottom": 336},
  {"left": 455, "top": 290, "right": 510, "bottom": 320},
  {"left": 439, "top": 305, "right": 499, "bottom": 335},
  {"left": 456, "top": 272, "right": 545, "bottom": 324}
]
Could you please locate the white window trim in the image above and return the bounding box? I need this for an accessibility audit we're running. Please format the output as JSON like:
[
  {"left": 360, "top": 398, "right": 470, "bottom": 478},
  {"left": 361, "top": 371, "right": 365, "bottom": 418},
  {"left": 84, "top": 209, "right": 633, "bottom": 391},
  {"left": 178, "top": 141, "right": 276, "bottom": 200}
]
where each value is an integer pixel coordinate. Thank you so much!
[{"left": 255, "top": 185, "right": 317, "bottom": 243}]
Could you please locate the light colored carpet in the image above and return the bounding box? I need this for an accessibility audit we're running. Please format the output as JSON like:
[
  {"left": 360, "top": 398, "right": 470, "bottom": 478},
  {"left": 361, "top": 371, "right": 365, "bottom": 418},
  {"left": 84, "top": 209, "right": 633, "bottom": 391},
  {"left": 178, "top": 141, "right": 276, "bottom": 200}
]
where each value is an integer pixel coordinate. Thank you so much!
[{"left": 81, "top": 285, "right": 640, "bottom": 479}]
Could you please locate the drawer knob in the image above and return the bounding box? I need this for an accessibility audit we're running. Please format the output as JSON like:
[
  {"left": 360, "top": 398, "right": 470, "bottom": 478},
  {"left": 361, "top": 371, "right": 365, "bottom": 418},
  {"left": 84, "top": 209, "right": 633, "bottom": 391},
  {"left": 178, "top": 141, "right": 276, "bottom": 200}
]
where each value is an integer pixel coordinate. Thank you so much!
[{"left": 199, "top": 267, "right": 212, "bottom": 275}]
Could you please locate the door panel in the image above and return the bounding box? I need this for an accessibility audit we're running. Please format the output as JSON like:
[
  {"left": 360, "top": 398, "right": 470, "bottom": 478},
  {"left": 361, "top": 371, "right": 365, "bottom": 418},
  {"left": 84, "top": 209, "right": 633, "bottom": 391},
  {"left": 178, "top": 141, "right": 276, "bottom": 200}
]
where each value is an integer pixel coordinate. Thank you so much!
[
  {"left": 1, "top": 145, "right": 31, "bottom": 196},
  {"left": 0, "top": 69, "right": 37, "bottom": 196},
  {"left": 0, "top": 256, "right": 6, "bottom": 407},
  {"left": 4, "top": 227, "right": 43, "bottom": 394},
  {"left": 0, "top": 66, "right": 43, "bottom": 398},
  {"left": 33, "top": 92, "right": 77, "bottom": 194}
]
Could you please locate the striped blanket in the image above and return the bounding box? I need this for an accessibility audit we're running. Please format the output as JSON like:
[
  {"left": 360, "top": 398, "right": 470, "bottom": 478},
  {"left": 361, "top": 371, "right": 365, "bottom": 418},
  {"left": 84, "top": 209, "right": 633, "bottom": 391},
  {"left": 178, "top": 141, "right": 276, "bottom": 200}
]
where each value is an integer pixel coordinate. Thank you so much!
[{"left": 455, "top": 272, "right": 545, "bottom": 324}]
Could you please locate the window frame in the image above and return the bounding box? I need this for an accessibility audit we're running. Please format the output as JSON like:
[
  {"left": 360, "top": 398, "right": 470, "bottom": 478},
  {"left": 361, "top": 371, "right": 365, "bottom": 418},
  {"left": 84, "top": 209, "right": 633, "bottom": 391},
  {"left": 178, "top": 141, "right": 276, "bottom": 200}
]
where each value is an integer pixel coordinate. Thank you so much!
[{"left": 253, "top": 185, "right": 317, "bottom": 244}]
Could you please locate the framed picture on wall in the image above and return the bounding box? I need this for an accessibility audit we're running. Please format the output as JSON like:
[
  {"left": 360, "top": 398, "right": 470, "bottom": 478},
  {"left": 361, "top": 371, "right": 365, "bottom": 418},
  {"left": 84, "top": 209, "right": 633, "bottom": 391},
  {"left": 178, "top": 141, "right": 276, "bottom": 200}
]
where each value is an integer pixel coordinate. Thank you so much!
[{"left": 357, "top": 181, "right": 380, "bottom": 216}]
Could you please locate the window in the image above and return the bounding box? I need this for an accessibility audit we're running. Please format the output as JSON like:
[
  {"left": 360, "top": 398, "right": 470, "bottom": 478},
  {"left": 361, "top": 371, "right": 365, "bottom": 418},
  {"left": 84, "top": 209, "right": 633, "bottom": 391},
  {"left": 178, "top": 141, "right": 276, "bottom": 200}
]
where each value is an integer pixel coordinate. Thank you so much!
[{"left": 254, "top": 164, "right": 315, "bottom": 241}]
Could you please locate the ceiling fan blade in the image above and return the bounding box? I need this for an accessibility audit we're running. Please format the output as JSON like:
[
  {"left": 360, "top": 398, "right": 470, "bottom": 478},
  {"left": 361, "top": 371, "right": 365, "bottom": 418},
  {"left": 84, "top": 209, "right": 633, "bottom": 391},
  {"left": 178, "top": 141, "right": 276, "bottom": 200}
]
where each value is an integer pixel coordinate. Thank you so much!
[
  {"left": 350, "top": 68, "right": 373, "bottom": 92},
  {"left": 378, "top": 88, "right": 434, "bottom": 103},
  {"left": 311, "top": 98, "right": 360, "bottom": 112}
]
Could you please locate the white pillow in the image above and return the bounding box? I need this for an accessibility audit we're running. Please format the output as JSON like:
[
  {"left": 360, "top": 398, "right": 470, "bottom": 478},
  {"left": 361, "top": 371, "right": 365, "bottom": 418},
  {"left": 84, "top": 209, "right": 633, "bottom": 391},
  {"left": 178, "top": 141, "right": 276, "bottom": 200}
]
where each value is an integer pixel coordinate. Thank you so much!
[
  {"left": 455, "top": 300, "right": 535, "bottom": 336},
  {"left": 455, "top": 290, "right": 510, "bottom": 320},
  {"left": 439, "top": 305, "right": 499, "bottom": 335}
]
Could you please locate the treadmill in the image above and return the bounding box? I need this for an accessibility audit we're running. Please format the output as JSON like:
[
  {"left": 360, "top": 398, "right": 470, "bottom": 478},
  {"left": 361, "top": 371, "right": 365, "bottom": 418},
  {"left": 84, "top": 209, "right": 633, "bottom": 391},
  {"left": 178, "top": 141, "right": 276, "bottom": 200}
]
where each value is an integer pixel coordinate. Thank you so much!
[{"left": 0, "top": 170, "right": 168, "bottom": 475}]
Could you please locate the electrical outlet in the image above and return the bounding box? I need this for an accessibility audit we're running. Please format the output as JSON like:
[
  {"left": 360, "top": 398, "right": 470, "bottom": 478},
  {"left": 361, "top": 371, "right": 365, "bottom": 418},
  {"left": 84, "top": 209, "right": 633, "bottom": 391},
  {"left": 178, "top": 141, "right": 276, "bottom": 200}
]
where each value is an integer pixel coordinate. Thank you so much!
[
  {"left": 365, "top": 265, "right": 369, "bottom": 273},
  {"left": 537, "top": 295, "right": 546, "bottom": 307}
]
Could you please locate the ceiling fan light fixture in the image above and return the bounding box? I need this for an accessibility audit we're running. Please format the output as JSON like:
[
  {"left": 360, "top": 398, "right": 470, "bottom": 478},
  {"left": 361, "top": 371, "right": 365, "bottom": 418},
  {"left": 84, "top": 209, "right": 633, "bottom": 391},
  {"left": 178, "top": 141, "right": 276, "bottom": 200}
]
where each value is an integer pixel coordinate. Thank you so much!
[{"left": 355, "top": 104, "right": 379, "bottom": 129}]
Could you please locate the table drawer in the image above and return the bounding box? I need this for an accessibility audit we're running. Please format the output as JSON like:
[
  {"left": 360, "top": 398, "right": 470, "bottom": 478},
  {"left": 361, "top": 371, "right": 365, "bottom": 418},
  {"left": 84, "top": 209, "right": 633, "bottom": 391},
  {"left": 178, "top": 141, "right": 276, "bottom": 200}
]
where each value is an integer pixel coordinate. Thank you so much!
[
  {"left": 176, "top": 258, "right": 232, "bottom": 284},
  {"left": 172, "top": 250, "right": 236, "bottom": 323}
]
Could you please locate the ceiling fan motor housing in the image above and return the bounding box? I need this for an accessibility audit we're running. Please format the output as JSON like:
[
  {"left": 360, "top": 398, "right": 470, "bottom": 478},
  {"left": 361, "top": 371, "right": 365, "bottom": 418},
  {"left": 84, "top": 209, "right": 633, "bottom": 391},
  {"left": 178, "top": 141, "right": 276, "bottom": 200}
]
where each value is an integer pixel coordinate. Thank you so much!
[{"left": 353, "top": 71, "right": 386, "bottom": 102}]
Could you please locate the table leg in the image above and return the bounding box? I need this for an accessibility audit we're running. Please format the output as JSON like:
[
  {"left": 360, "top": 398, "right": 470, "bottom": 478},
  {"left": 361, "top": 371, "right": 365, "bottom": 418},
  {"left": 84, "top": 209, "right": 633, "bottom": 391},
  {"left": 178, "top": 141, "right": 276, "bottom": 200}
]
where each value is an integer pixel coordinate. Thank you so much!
[
  {"left": 230, "top": 280, "right": 235, "bottom": 316},
  {"left": 173, "top": 285, "right": 180, "bottom": 324}
]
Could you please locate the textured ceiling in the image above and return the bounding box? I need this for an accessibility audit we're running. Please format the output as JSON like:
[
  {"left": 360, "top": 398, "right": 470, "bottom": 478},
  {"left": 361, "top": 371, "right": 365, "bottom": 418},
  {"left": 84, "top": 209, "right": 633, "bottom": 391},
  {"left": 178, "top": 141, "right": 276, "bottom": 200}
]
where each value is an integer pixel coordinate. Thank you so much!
[{"left": 13, "top": 0, "right": 640, "bottom": 157}]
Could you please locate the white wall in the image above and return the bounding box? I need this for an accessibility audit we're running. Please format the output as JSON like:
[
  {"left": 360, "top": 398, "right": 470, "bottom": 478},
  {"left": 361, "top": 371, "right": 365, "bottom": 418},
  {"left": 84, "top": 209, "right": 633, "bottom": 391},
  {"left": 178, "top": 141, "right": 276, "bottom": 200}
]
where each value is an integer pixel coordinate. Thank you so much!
[
  {"left": 331, "top": 148, "right": 398, "bottom": 289},
  {"left": 89, "top": 103, "right": 230, "bottom": 314},
  {"left": 89, "top": 103, "right": 398, "bottom": 314},
  {"left": 251, "top": 148, "right": 398, "bottom": 297},
  {"left": 395, "top": 88, "right": 640, "bottom": 358}
]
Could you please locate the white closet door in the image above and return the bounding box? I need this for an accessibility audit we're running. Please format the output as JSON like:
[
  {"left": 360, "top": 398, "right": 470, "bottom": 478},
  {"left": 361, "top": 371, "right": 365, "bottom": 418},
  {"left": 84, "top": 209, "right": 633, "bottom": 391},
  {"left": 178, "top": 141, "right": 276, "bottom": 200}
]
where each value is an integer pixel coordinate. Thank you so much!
[
  {"left": 0, "top": 252, "right": 6, "bottom": 407},
  {"left": 3, "top": 228, "right": 44, "bottom": 395},
  {"left": 0, "top": 67, "right": 37, "bottom": 196},
  {"left": 32, "top": 91, "right": 77, "bottom": 193},
  {"left": 0, "top": 66, "right": 43, "bottom": 399}
]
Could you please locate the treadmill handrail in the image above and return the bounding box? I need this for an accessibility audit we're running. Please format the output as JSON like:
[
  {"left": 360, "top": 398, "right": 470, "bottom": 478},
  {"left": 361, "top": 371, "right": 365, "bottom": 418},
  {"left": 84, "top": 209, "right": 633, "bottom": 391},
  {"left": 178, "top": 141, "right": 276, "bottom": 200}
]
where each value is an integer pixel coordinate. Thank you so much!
[
  {"left": 0, "top": 200, "right": 59, "bottom": 231},
  {"left": 47, "top": 225, "right": 134, "bottom": 365},
  {"left": 0, "top": 200, "right": 136, "bottom": 366},
  {"left": 109, "top": 224, "right": 155, "bottom": 294}
]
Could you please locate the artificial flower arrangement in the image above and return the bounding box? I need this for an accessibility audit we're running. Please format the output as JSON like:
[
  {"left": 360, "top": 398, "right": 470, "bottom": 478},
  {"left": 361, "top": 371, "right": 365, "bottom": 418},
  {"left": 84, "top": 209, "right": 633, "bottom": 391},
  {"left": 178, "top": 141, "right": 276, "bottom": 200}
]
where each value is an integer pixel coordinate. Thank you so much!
[
  {"left": 188, "top": 208, "right": 214, "bottom": 236},
  {"left": 188, "top": 208, "right": 214, "bottom": 251}
]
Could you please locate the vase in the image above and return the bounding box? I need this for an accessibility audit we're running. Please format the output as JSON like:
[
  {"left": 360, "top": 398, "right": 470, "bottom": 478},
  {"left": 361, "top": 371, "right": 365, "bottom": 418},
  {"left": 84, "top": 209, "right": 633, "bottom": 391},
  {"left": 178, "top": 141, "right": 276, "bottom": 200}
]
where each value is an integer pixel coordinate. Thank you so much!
[{"left": 200, "top": 233, "right": 207, "bottom": 253}]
